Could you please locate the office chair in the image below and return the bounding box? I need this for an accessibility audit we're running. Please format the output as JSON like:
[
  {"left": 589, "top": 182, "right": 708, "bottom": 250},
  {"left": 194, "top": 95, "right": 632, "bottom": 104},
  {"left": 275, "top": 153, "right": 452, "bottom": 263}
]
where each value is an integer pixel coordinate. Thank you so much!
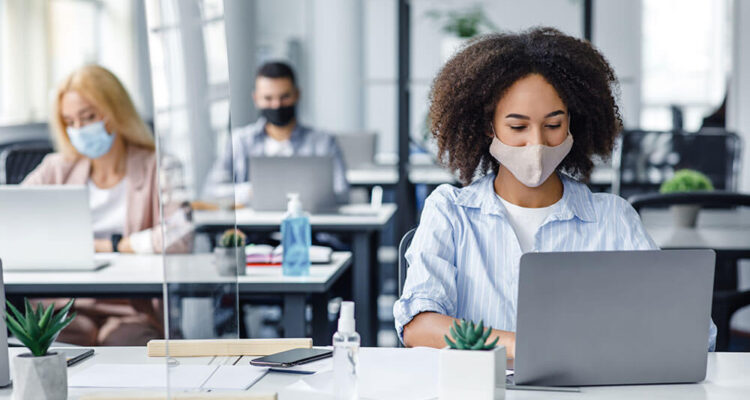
[
  {"left": 398, "top": 227, "right": 417, "bottom": 298},
  {"left": 613, "top": 130, "right": 742, "bottom": 198},
  {"left": 0, "top": 142, "right": 53, "bottom": 184},
  {"left": 630, "top": 192, "right": 750, "bottom": 351}
]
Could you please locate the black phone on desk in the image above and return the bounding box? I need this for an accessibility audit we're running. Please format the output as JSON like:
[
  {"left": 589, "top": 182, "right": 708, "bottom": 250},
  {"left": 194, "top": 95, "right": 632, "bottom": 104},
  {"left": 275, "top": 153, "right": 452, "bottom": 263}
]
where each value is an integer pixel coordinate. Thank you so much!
[
  {"left": 52, "top": 348, "right": 95, "bottom": 367},
  {"left": 249, "top": 348, "right": 332, "bottom": 368}
]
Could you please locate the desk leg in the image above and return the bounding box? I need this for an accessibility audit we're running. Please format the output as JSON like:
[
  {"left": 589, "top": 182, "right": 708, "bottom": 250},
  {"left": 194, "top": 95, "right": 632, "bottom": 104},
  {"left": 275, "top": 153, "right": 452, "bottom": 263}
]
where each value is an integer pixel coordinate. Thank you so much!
[
  {"left": 311, "top": 293, "right": 330, "bottom": 346},
  {"left": 352, "top": 231, "right": 379, "bottom": 347},
  {"left": 283, "top": 294, "right": 306, "bottom": 338}
]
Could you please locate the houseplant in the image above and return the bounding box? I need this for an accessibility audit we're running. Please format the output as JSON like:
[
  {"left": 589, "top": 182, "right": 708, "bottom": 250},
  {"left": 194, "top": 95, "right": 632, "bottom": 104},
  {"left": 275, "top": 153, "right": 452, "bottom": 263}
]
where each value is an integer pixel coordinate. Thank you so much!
[
  {"left": 426, "top": 5, "right": 498, "bottom": 61},
  {"left": 660, "top": 169, "right": 714, "bottom": 228},
  {"left": 439, "top": 319, "right": 506, "bottom": 400},
  {"left": 214, "top": 229, "right": 247, "bottom": 276},
  {"left": 6, "top": 298, "right": 76, "bottom": 400}
]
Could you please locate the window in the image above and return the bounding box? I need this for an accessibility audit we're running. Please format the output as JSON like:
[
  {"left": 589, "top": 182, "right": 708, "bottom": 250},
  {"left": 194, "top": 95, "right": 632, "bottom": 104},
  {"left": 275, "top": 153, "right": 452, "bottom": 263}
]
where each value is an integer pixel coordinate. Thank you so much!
[{"left": 641, "top": 0, "right": 733, "bottom": 131}]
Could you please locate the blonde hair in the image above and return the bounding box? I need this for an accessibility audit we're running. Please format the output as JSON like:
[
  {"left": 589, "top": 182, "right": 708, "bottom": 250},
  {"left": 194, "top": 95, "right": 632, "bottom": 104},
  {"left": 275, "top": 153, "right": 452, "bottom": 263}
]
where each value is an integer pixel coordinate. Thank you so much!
[{"left": 52, "top": 64, "right": 155, "bottom": 159}]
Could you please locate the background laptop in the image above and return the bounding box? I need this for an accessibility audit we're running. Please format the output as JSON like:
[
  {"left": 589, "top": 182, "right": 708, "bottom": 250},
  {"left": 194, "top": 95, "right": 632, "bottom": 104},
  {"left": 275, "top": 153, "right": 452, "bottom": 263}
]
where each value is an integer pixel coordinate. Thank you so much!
[
  {"left": 334, "top": 132, "right": 377, "bottom": 168},
  {"left": 513, "top": 249, "right": 715, "bottom": 387},
  {"left": 0, "top": 186, "right": 108, "bottom": 271},
  {"left": 250, "top": 156, "right": 337, "bottom": 213}
]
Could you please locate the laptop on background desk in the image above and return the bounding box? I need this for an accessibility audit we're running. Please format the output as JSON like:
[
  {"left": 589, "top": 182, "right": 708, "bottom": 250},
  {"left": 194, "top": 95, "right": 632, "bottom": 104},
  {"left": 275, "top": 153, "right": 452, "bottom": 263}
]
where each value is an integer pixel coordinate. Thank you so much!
[
  {"left": 511, "top": 249, "right": 715, "bottom": 388},
  {"left": 0, "top": 186, "right": 109, "bottom": 271},
  {"left": 249, "top": 156, "right": 338, "bottom": 213}
]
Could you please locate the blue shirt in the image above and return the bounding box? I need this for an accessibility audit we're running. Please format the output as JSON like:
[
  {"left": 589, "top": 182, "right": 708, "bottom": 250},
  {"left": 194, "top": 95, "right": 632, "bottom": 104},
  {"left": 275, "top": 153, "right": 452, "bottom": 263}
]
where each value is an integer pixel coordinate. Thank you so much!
[
  {"left": 204, "top": 117, "right": 349, "bottom": 202},
  {"left": 393, "top": 173, "right": 717, "bottom": 350}
]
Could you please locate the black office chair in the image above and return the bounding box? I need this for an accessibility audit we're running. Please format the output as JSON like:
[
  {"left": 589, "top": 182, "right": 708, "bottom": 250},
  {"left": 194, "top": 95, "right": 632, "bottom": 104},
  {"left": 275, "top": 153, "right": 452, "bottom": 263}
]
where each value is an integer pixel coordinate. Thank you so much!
[
  {"left": 630, "top": 191, "right": 750, "bottom": 351},
  {"left": 614, "top": 130, "right": 742, "bottom": 198},
  {"left": 0, "top": 142, "right": 53, "bottom": 184}
]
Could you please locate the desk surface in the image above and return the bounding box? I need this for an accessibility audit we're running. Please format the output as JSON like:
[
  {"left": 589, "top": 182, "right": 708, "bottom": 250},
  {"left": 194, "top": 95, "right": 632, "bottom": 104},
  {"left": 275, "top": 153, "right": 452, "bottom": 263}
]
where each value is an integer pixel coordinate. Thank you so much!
[
  {"left": 194, "top": 203, "right": 397, "bottom": 230},
  {"left": 642, "top": 209, "right": 750, "bottom": 253},
  {"left": 0, "top": 347, "right": 747, "bottom": 399},
  {"left": 3, "top": 252, "right": 352, "bottom": 296}
]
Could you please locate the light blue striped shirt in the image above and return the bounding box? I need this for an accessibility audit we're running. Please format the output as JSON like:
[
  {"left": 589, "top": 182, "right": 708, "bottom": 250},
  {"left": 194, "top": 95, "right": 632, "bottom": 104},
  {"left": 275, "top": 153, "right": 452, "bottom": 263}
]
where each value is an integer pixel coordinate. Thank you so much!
[{"left": 394, "top": 173, "right": 717, "bottom": 350}]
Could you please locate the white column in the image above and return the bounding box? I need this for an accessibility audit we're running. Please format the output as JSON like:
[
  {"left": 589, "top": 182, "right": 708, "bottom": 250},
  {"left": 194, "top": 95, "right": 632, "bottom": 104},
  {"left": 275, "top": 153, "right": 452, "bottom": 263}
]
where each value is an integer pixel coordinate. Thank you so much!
[
  {"left": 728, "top": 0, "right": 750, "bottom": 192},
  {"left": 310, "top": 0, "right": 364, "bottom": 132}
]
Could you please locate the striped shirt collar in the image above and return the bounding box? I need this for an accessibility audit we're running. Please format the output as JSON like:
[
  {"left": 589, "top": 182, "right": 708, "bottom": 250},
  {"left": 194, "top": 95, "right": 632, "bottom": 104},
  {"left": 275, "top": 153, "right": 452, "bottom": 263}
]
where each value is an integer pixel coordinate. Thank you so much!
[{"left": 454, "top": 172, "right": 597, "bottom": 223}]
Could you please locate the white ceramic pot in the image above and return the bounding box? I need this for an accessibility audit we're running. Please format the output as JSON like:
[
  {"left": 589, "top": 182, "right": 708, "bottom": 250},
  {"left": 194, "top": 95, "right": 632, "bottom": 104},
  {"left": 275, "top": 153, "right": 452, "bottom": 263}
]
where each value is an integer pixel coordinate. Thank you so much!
[
  {"left": 12, "top": 352, "right": 67, "bottom": 400},
  {"left": 213, "top": 246, "right": 246, "bottom": 276},
  {"left": 671, "top": 205, "right": 700, "bottom": 228},
  {"left": 441, "top": 36, "right": 470, "bottom": 63},
  {"left": 439, "top": 346, "right": 506, "bottom": 400}
]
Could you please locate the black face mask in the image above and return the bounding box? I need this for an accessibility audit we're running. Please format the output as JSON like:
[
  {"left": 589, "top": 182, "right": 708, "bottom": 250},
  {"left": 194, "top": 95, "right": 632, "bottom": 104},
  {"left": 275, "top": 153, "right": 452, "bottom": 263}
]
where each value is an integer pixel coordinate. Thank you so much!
[{"left": 261, "top": 104, "right": 296, "bottom": 126}]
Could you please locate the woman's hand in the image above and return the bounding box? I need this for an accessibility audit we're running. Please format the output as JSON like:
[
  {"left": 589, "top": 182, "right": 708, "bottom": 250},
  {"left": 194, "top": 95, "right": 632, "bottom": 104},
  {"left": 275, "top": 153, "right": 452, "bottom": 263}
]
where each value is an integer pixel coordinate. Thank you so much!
[{"left": 94, "top": 238, "right": 113, "bottom": 252}]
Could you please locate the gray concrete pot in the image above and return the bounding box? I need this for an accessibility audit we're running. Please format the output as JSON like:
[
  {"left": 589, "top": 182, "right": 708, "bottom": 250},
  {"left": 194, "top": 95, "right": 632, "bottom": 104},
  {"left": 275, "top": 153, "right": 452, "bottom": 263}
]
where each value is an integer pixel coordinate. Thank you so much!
[
  {"left": 671, "top": 205, "right": 700, "bottom": 228},
  {"left": 12, "top": 352, "right": 67, "bottom": 400},
  {"left": 213, "top": 246, "right": 246, "bottom": 276}
]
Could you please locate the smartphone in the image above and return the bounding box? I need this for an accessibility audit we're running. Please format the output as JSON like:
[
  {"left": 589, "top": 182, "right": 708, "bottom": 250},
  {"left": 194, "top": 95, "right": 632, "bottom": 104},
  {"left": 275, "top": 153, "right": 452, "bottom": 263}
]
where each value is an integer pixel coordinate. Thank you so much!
[{"left": 249, "top": 348, "right": 332, "bottom": 368}]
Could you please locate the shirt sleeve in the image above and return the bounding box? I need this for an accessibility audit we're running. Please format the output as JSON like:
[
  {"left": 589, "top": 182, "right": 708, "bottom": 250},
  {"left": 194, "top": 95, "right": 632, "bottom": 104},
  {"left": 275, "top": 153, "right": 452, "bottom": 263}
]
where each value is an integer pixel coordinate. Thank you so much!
[
  {"left": 393, "top": 188, "right": 459, "bottom": 343},
  {"left": 615, "top": 197, "right": 717, "bottom": 351}
]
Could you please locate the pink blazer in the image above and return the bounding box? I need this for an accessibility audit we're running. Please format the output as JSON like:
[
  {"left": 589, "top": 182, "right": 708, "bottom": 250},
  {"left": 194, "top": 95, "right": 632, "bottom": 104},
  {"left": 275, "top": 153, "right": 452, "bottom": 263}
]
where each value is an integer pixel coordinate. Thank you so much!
[{"left": 23, "top": 144, "right": 188, "bottom": 253}]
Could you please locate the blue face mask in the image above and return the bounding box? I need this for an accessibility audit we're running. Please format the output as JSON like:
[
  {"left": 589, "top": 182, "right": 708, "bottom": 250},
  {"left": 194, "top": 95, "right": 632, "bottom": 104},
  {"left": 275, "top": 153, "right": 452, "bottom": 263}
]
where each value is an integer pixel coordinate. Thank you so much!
[{"left": 66, "top": 121, "right": 115, "bottom": 159}]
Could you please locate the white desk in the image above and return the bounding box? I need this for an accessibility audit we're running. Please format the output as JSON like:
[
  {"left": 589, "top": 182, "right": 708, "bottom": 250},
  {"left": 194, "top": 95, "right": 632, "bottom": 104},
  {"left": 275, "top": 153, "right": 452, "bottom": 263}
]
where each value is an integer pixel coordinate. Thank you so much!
[
  {"left": 4, "top": 253, "right": 352, "bottom": 345},
  {"left": 1, "top": 347, "right": 747, "bottom": 399},
  {"left": 193, "top": 204, "right": 398, "bottom": 346}
]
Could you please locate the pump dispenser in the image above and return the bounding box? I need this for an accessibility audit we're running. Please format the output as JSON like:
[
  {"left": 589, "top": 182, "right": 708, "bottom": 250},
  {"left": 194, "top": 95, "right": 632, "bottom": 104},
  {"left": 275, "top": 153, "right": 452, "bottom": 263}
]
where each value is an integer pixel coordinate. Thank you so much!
[
  {"left": 281, "top": 193, "right": 311, "bottom": 276},
  {"left": 333, "top": 301, "right": 359, "bottom": 399}
]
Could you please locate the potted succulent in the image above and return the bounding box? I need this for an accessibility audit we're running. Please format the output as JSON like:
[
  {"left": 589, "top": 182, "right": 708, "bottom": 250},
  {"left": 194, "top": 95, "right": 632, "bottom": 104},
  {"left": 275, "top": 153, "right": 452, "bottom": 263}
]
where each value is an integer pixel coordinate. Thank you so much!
[
  {"left": 6, "top": 299, "right": 76, "bottom": 400},
  {"left": 426, "top": 5, "right": 498, "bottom": 62},
  {"left": 660, "top": 169, "right": 714, "bottom": 228},
  {"left": 439, "top": 319, "right": 506, "bottom": 400},
  {"left": 214, "top": 229, "right": 247, "bottom": 276}
]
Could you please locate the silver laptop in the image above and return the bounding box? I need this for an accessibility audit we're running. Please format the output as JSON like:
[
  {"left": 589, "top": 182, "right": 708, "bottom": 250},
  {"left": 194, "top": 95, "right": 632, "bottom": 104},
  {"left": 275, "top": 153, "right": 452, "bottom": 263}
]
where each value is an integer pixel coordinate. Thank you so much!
[
  {"left": 0, "top": 186, "right": 108, "bottom": 271},
  {"left": 334, "top": 132, "right": 377, "bottom": 168},
  {"left": 512, "top": 249, "right": 715, "bottom": 387},
  {"left": 249, "top": 156, "right": 337, "bottom": 213}
]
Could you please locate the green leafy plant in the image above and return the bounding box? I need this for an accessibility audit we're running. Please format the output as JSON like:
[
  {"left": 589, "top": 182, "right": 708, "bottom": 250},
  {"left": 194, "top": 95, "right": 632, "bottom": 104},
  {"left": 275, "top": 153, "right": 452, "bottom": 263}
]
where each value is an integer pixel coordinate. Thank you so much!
[
  {"left": 5, "top": 299, "right": 76, "bottom": 357},
  {"left": 660, "top": 169, "right": 714, "bottom": 194},
  {"left": 425, "top": 6, "right": 498, "bottom": 38},
  {"left": 444, "top": 319, "right": 499, "bottom": 350},
  {"left": 219, "top": 228, "right": 246, "bottom": 248}
]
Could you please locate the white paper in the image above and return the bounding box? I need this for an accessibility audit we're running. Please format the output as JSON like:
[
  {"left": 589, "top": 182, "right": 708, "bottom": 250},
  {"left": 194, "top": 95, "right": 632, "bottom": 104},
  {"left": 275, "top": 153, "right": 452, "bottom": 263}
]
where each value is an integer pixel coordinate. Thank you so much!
[
  {"left": 69, "top": 364, "right": 215, "bottom": 389},
  {"left": 203, "top": 365, "right": 268, "bottom": 390},
  {"left": 69, "top": 363, "right": 268, "bottom": 390},
  {"left": 279, "top": 347, "right": 439, "bottom": 400}
]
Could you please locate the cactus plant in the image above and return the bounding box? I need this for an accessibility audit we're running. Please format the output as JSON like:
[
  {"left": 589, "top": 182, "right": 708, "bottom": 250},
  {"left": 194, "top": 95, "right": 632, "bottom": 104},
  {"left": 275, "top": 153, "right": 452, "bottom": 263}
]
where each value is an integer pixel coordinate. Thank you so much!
[
  {"left": 444, "top": 319, "right": 499, "bottom": 350},
  {"left": 219, "top": 228, "right": 246, "bottom": 248},
  {"left": 5, "top": 298, "right": 76, "bottom": 357}
]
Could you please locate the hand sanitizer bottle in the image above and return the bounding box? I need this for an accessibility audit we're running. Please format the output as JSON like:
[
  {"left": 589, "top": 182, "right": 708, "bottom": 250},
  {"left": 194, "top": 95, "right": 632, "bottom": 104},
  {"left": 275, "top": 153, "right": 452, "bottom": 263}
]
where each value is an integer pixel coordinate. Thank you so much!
[
  {"left": 281, "top": 193, "right": 311, "bottom": 276},
  {"left": 333, "top": 301, "right": 359, "bottom": 400}
]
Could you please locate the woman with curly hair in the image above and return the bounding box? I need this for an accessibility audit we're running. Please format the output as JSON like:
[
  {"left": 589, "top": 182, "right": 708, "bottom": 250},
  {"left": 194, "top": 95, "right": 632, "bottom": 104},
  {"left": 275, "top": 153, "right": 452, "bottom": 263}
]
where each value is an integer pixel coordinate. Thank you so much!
[{"left": 393, "top": 27, "right": 716, "bottom": 356}]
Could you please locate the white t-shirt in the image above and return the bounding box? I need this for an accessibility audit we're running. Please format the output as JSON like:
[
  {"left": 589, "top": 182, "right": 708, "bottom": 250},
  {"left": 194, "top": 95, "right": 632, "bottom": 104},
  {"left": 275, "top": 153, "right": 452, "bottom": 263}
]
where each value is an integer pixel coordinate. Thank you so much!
[
  {"left": 88, "top": 177, "right": 127, "bottom": 239},
  {"left": 496, "top": 194, "right": 559, "bottom": 253},
  {"left": 263, "top": 137, "right": 294, "bottom": 156}
]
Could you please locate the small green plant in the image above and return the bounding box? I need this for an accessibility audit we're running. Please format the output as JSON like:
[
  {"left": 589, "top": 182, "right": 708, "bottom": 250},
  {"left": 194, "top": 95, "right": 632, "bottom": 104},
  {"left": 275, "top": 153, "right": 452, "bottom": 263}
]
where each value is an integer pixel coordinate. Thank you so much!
[
  {"left": 660, "top": 169, "right": 714, "bottom": 194},
  {"left": 444, "top": 319, "right": 499, "bottom": 350},
  {"left": 425, "top": 5, "right": 498, "bottom": 38},
  {"left": 219, "top": 229, "right": 246, "bottom": 248},
  {"left": 5, "top": 299, "right": 76, "bottom": 357}
]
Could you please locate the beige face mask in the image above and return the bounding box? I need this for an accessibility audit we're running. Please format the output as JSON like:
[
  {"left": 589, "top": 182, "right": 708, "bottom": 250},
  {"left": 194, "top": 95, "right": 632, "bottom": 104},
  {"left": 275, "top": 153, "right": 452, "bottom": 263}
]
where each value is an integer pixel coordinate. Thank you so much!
[{"left": 488, "top": 123, "right": 574, "bottom": 188}]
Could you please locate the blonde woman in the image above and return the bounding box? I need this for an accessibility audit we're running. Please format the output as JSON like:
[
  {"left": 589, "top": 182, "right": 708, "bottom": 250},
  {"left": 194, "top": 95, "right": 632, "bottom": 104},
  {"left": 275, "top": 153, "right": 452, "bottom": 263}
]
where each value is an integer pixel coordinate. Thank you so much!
[{"left": 22, "top": 64, "right": 179, "bottom": 345}]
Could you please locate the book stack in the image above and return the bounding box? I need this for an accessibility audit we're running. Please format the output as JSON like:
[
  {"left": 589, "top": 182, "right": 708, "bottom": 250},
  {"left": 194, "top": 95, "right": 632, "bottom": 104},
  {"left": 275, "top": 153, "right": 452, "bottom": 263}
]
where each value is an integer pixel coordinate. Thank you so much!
[{"left": 245, "top": 244, "right": 333, "bottom": 266}]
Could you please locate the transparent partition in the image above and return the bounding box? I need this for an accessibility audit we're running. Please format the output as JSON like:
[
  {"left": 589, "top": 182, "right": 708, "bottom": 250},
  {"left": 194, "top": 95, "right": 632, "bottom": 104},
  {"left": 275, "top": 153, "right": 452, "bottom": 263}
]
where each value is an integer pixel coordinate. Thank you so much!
[{"left": 144, "top": 0, "right": 241, "bottom": 395}]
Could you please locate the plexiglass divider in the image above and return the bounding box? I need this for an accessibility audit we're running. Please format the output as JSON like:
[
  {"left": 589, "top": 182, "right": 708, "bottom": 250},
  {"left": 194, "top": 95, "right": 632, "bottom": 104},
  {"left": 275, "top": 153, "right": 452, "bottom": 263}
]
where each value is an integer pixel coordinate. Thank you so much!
[{"left": 145, "top": 0, "right": 241, "bottom": 396}]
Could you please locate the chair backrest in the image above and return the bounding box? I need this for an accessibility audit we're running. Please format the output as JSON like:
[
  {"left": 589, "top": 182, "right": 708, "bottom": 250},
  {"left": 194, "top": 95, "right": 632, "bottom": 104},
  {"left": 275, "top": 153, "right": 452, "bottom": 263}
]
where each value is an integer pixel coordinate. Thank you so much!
[
  {"left": 398, "top": 227, "right": 417, "bottom": 298},
  {"left": 0, "top": 142, "right": 54, "bottom": 184},
  {"left": 614, "top": 129, "right": 742, "bottom": 198},
  {"left": 629, "top": 191, "right": 750, "bottom": 213}
]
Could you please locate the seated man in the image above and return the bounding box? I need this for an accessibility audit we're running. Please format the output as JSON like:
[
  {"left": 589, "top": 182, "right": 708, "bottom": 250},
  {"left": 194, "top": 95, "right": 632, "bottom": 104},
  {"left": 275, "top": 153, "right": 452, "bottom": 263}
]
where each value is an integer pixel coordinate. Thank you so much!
[{"left": 205, "top": 61, "right": 348, "bottom": 205}]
